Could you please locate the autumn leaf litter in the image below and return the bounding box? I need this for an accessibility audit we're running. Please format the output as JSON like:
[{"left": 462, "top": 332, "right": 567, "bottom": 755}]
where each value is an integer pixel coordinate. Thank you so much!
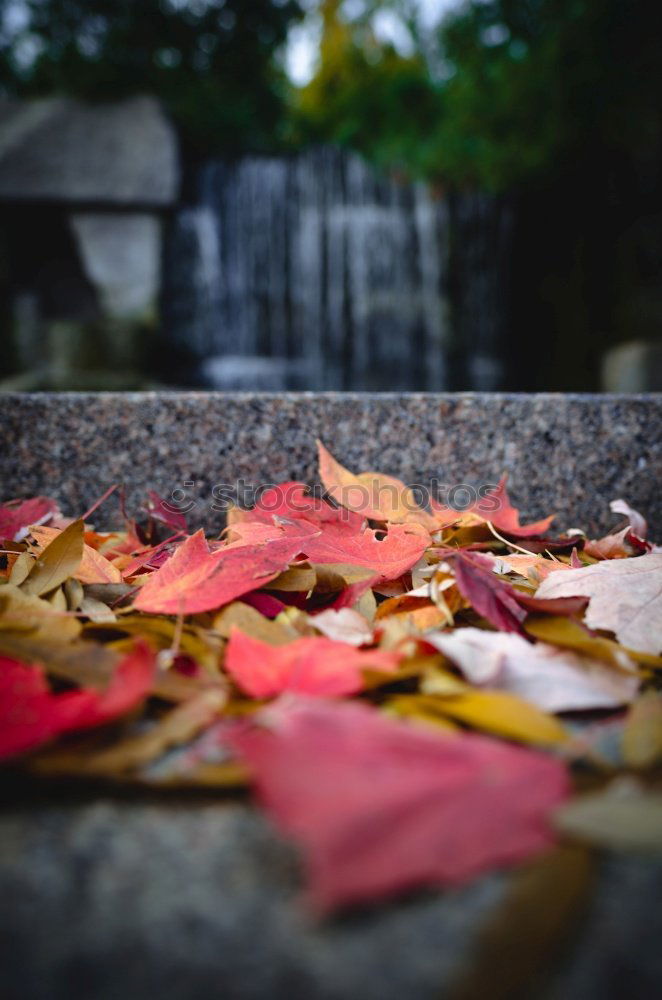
[{"left": 1, "top": 441, "right": 661, "bottom": 912}]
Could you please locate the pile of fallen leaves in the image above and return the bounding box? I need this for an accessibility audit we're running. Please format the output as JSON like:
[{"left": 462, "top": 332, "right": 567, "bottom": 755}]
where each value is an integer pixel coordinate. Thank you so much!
[{"left": 1, "top": 441, "right": 661, "bottom": 912}]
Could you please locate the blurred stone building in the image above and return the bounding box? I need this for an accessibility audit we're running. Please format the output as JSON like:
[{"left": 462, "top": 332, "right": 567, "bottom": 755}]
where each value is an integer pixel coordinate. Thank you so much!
[{"left": 0, "top": 96, "right": 178, "bottom": 389}]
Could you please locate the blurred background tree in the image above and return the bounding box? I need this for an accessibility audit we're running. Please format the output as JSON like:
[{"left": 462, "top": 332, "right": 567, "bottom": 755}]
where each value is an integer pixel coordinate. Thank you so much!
[
  {"left": 295, "top": 0, "right": 661, "bottom": 195},
  {"left": 0, "top": 0, "right": 303, "bottom": 156}
]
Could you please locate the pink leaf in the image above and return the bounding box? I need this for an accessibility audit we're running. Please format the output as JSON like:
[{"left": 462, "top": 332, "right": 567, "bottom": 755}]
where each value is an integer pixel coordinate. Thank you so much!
[
  {"left": 610, "top": 498, "right": 648, "bottom": 540},
  {"left": 536, "top": 552, "right": 662, "bottom": 654},
  {"left": 309, "top": 608, "right": 374, "bottom": 646},
  {"left": 426, "top": 627, "right": 639, "bottom": 713},
  {"left": 225, "top": 629, "right": 400, "bottom": 698},
  {"left": 233, "top": 481, "right": 365, "bottom": 534},
  {"left": 0, "top": 497, "right": 59, "bottom": 542},
  {"left": 231, "top": 697, "right": 569, "bottom": 911}
]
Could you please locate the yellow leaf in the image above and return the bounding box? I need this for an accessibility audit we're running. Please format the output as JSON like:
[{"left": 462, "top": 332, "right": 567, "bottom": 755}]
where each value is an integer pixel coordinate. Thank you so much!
[
  {"left": 387, "top": 692, "right": 568, "bottom": 747},
  {"left": 267, "top": 564, "right": 317, "bottom": 592},
  {"left": 20, "top": 519, "right": 84, "bottom": 596},
  {"left": 525, "top": 615, "right": 637, "bottom": 673},
  {"left": 622, "top": 690, "right": 662, "bottom": 768},
  {"left": 385, "top": 695, "right": 459, "bottom": 732},
  {"left": 310, "top": 562, "right": 376, "bottom": 592},
  {"left": 0, "top": 584, "right": 81, "bottom": 641},
  {"left": 8, "top": 551, "right": 33, "bottom": 586},
  {"left": 421, "top": 666, "right": 470, "bottom": 696},
  {"left": 212, "top": 602, "right": 297, "bottom": 646},
  {"left": 30, "top": 524, "right": 122, "bottom": 584},
  {"left": 439, "top": 690, "right": 569, "bottom": 746},
  {"left": 85, "top": 614, "right": 222, "bottom": 671}
]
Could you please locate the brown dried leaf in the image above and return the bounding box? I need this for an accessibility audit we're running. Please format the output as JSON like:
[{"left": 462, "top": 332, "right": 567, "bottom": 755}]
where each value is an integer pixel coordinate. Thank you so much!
[{"left": 20, "top": 519, "right": 84, "bottom": 597}]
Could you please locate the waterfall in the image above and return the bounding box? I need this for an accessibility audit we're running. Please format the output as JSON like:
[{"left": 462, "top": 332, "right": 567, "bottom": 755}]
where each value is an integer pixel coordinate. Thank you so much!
[
  {"left": 448, "top": 192, "right": 514, "bottom": 390},
  {"left": 162, "top": 147, "right": 509, "bottom": 390}
]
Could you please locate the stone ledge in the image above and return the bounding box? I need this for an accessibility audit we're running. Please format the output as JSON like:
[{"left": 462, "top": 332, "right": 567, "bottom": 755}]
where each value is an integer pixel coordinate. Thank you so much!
[{"left": 0, "top": 392, "right": 660, "bottom": 535}]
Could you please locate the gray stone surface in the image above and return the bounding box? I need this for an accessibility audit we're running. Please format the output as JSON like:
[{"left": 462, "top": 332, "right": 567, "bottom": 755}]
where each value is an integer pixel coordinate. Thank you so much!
[
  {"left": 1, "top": 797, "right": 661, "bottom": 1000},
  {"left": 0, "top": 97, "right": 179, "bottom": 205},
  {"left": 0, "top": 392, "right": 660, "bottom": 536},
  {"left": 0, "top": 798, "right": 507, "bottom": 1000}
]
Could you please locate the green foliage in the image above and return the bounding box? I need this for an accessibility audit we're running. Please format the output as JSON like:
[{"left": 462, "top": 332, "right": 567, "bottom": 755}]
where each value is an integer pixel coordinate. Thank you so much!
[
  {"left": 293, "top": 1, "right": 440, "bottom": 176},
  {"left": 295, "top": 0, "right": 662, "bottom": 192},
  {"left": 0, "top": 0, "right": 303, "bottom": 156}
]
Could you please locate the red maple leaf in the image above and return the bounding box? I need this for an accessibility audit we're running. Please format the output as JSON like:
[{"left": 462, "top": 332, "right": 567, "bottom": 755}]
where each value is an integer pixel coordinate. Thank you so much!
[
  {"left": 474, "top": 477, "right": 555, "bottom": 538},
  {"left": 134, "top": 529, "right": 308, "bottom": 614},
  {"left": 225, "top": 629, "right": 400, "bottom": 698},
  {"left": 230, "top": 697, "right": 569, "bottom": 911},
  {"left": 300, "top": 522, "right": 429, "bottom": 584},
  {"left": 0, "top": 642, "right": 154, "bottom": 760}
]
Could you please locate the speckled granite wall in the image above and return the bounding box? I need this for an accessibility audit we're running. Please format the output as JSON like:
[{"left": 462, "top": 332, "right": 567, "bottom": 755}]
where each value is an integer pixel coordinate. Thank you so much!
[{"left": 1, "top": 392, "right": 661, "bottom": 534}]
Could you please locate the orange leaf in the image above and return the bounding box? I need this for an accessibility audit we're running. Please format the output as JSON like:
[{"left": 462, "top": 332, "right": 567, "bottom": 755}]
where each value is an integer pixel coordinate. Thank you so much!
[{"left": 317, "top": 440, "right": 436, "bottom": 528}]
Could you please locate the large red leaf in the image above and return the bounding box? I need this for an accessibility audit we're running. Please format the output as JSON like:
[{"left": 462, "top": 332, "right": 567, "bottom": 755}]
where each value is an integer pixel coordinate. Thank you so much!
[
  {"left": 223, "top": 517, "right": 320, "bottom": 550},
  {"left": 224, "top": 514, "right": 420, "bottom": 586},
  {"left": 0, "top": 642, "right": 154, "bottom": 760},
  {"left": 300, "top": 522, "right": 428, "bottom": 584},
  {"left": 231, "top": 697, "right": 569, "bottom": 911},
  {"left": 134, "top": 529, "right": 307, "bottom": 614},
  {"left": 225, "top": 629, "right": 400, "bottom": 698}
]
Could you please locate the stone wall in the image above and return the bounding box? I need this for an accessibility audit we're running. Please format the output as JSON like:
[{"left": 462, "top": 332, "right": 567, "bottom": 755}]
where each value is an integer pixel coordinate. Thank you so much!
[{"left": 1, "top": 392, "right": 660, "bottom": 536}]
